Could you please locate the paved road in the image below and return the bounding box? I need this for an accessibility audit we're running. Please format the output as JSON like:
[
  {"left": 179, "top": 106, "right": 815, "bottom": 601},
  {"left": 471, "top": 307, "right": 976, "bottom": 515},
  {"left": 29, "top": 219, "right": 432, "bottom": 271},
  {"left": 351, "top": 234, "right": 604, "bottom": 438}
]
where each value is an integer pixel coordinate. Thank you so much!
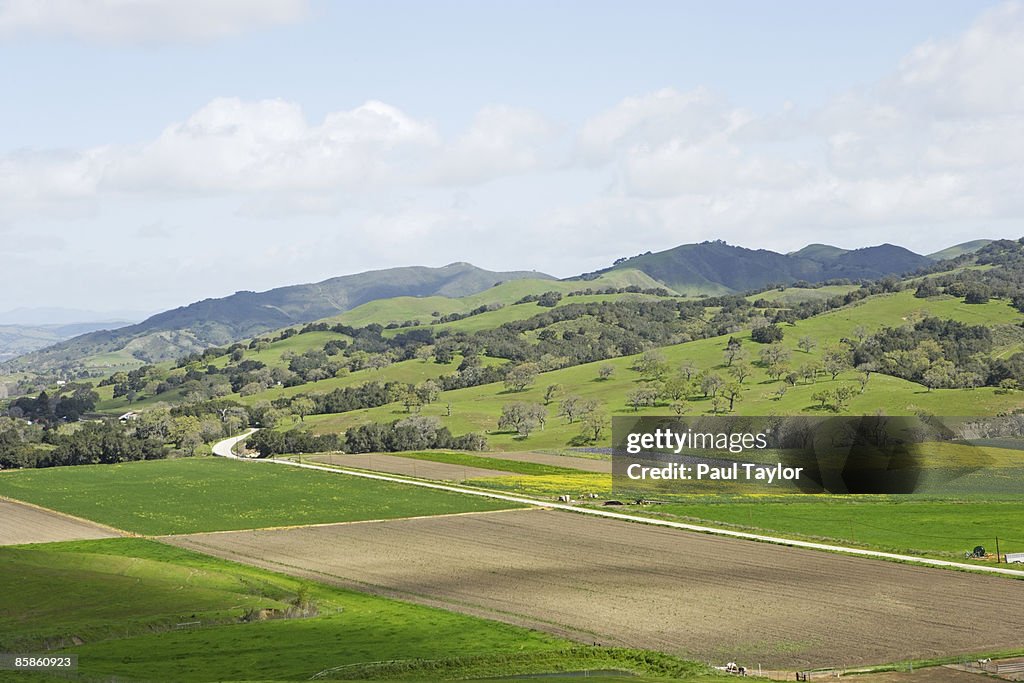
[
  {"left": 212, "top": 428, "right": 257, "bottom": 457},
  {"left": 209, "top": 432, "right": 1024, "bottom": 579}
]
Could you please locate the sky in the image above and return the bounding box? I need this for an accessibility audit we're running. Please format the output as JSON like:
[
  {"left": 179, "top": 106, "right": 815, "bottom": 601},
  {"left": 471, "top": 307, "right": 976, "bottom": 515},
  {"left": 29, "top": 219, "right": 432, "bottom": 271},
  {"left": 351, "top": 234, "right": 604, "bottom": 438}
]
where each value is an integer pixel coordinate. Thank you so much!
[{"left": 1, "top": 0, "right": 1023, "bottom": 315}]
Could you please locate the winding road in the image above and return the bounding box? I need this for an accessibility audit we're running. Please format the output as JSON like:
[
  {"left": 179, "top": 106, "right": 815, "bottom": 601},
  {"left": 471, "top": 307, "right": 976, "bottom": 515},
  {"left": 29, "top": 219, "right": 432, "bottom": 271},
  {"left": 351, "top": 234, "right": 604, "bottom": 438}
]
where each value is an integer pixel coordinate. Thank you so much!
[{"left": 212, "top": 428, "right": 257, "bottom": 457}]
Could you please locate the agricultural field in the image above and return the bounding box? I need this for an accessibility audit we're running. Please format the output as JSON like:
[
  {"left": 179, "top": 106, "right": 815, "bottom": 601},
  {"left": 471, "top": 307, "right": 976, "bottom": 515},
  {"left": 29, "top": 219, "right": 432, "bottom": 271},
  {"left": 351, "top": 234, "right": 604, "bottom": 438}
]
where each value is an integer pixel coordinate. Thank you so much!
[
  {"left": 1, "top": 538, "right": 712, "bottom": 682},
  {"left": 165, "top": 508, "right": 1024, "bottom": 670},
  {"left": 0, "top": 457, "right": 519, "bottom": 535},
  {"left": 632, "top": 497, "right": 1024, "bottom": 560},
  {"left": 0, "top": 499, "right": 121, "bottom": 545},
  {"left": 421, "top": 459, "right": 1021, "bottom": 562},
  {"left": 473, "top": 450, "right": 613, "bottom": 473},
  {"left": 306, "top": 452, "right": 514, "bottom": 482},
  {"left": 291, "top": 446, "right": 1022, "bottom": 562},
  {"left": 351, "top": 449, "right": 591, "bottom": 476}
]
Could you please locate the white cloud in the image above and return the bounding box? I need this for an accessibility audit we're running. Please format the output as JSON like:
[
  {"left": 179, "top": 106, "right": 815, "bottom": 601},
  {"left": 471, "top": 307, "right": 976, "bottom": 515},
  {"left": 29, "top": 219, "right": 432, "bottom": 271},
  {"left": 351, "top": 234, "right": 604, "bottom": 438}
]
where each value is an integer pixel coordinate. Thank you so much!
[
  {"left": 894, "top": 2, "right": 1024, "bottom": 116},
  {"left": 0, "top": 148, "right": 103, "bottom": 218},
  {"left": 0, "top": 0, "right": 308, "bottom": 44},
  {"left": 0, "top": 97, "right": 559, "bottom": 220},
  {"left": 104, "top": 97, "right": 439, "bottom": 194},
  {"left": 430, "top": 106, "right": 560, "bottom": 185},
  {"left": 135, "top": 221, "right": 171, "bottom": 239}
]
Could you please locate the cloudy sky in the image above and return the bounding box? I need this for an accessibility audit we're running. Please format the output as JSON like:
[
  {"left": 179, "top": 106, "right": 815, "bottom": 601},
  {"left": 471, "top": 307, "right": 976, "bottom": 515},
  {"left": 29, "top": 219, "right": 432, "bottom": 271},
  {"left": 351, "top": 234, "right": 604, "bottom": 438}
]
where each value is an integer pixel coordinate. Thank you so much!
[{"left": 1, "top": 0, "right": 1022, "bottom": 315}]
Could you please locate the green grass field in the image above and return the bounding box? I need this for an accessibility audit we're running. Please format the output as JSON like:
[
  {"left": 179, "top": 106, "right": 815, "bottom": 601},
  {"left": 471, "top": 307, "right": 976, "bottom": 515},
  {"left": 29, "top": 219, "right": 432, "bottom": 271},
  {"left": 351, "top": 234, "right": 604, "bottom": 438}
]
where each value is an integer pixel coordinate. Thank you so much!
[
  {"left": 0, "top": 538, "right": 723, "bottom": 682},
  {"left": 631, "top": 497, "right": 1024, "bottom": 560},
  {"left": 0, "top": 457, "right": 518, "bottom": 535}
]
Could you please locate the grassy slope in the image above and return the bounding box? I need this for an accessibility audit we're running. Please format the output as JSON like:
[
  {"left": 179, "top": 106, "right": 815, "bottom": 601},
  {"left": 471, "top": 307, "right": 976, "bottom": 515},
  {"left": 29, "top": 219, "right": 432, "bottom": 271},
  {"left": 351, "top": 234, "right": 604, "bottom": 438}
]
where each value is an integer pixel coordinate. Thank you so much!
[
  {"left": 744, "top": 284, "right": 860, "bottom": 305},
  {"left": 304, "top": 291, "right": 1024, "bottom": 451},
  {"left": 329, "top": 270, "right": 669, "bottom": 329},
  {"left": 927, "top": 239, "right": 993, "bottom": 261},
  {"left": 237, "top": 357, "right": 475, "bottom": 407},
  {"left": 0, "top": 457, "right": 518, "bottom": 535},
  {"left": 406, "top": 292, "right": 667, "bottom": 338},
  {"left": 633, "top": 498, "right": 1024, "bottom": 560},
  {"left": 2, "top": 539, "right": 719, "bottom": 682}
]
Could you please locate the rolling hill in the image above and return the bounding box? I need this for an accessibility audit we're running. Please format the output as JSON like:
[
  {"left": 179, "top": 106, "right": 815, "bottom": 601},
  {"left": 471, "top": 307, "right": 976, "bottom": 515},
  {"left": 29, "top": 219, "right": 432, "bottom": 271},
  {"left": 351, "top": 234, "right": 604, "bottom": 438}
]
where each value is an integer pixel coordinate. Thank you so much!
[
  {"left": 927, "top": 239, "right": 993, "bottom": 261},
  {"left": 0, "top": 237, "right": 988, "bottom": 378},
  {"left": 2, "top": 263, "right": 553, "bottom": 373}
]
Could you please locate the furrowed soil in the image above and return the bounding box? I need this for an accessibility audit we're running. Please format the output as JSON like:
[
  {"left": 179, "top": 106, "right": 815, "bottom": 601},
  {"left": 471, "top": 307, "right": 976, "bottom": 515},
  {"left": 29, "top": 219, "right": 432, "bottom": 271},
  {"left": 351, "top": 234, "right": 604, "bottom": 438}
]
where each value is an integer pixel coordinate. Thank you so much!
[
  {"left": 164, "top": 509, "right": 1024, "bottom": 669},
  {"left": 0, "top": 500, "right": 122, "bottom": 545},
  {"left": 305, "top": 453, "right": 513, "bottom": 481}
]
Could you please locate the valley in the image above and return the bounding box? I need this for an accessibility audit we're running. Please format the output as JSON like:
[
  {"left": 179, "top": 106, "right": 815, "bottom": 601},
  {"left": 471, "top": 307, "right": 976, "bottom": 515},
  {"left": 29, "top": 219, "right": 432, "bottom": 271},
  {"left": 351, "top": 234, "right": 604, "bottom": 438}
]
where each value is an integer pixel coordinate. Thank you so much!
[{"left": 2, "top": 236, "right": 1023, "bottom": 682}]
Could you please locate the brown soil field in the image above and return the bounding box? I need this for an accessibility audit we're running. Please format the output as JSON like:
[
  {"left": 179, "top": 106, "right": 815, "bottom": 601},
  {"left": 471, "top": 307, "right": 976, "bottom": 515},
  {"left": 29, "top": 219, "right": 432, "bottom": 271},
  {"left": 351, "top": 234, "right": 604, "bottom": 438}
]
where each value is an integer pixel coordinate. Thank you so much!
[
  {"left": 0, "top": 499, "right": 122, "bottom": 545},
  {"left": 164, "top": 509, "right": 1024, "bottom": 669},
  {"left": 306, "top": 453, "right": 512, "bottom": 481},
  {"left": 478, "top": 451, "right": 611, "bottom": 473}
]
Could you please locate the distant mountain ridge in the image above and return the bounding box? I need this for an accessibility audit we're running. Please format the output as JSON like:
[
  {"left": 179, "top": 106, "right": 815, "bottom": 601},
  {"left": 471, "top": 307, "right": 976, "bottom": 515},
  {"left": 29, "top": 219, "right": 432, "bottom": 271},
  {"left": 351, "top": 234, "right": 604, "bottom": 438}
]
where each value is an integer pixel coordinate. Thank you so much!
[
  {"left": 1, "top": 238, "right": 992, "bottom": 374},
  {"left": 0, "top": 307, "right": 149, "bottom": 326},
  {"left": 3, "top": 263, "right": 553, "bottom": 372},
  {"left": 0, "top": 321, "right": 136, "bottom": 363},
  {"left": 599, "top": 240, "right": 932, "bottom": 294},
  {"left": 790, "top": 240, "right": 993, "bottom": 264}
]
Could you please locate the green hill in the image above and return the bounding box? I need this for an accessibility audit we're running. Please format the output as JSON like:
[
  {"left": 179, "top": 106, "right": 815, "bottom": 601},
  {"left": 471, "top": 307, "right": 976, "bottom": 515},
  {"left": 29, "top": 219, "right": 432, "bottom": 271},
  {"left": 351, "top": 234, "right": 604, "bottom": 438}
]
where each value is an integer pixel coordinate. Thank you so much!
[
  {"left": 927, "top": 239, "right": 993, "bottom": 261},
  {"left": 300, "top": 289, "right": 1024, "bottom": 451},
  {"left": 788, "top": 243, "right": 848, "bottom": 261},
  {"left": 2, "top": 263, "right": 553, "bottom": 375},
  {"left": 0, "top": 237, "right": 1000, "bottom": 393},
  {"left": 87, "top": 273, "right": 678, "bottom": 415}
]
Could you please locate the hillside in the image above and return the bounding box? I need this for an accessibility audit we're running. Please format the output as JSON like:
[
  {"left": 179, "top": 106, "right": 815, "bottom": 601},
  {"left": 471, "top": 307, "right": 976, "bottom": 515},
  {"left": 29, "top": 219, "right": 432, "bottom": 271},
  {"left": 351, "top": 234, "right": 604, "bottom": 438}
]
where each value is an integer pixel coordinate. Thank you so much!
[
  {"left": 86, "top": 275, "right": 678, "bottom": 416},
  {"left": 0, "top": 238, "right": 994, "bottom": 381},
  {"left": 787, "top": 243, "right": 849, "bottom": 261},
  {"left": 927, "top": 239, "right": 993, "bottom": 261},
  {"left": 599, "top": 241, "right": 932, "bottom": 294},
  {"left": 300, "top": 288, "right": 1024, "bottom": 451},
  {"left": 2, "top": 263, "right": 553, "bottom": 374}
]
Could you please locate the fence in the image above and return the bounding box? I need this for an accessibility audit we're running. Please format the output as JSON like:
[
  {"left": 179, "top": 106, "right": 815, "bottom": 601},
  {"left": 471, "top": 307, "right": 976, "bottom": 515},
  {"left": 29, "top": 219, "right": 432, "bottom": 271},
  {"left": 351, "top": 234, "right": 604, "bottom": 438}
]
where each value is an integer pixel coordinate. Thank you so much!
[
  {"left": 956, "top": 659, "right": 1024, "bottom": 676},
  {"left": 992, "top": 661, "right": 1024, "bottom": 675}
]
